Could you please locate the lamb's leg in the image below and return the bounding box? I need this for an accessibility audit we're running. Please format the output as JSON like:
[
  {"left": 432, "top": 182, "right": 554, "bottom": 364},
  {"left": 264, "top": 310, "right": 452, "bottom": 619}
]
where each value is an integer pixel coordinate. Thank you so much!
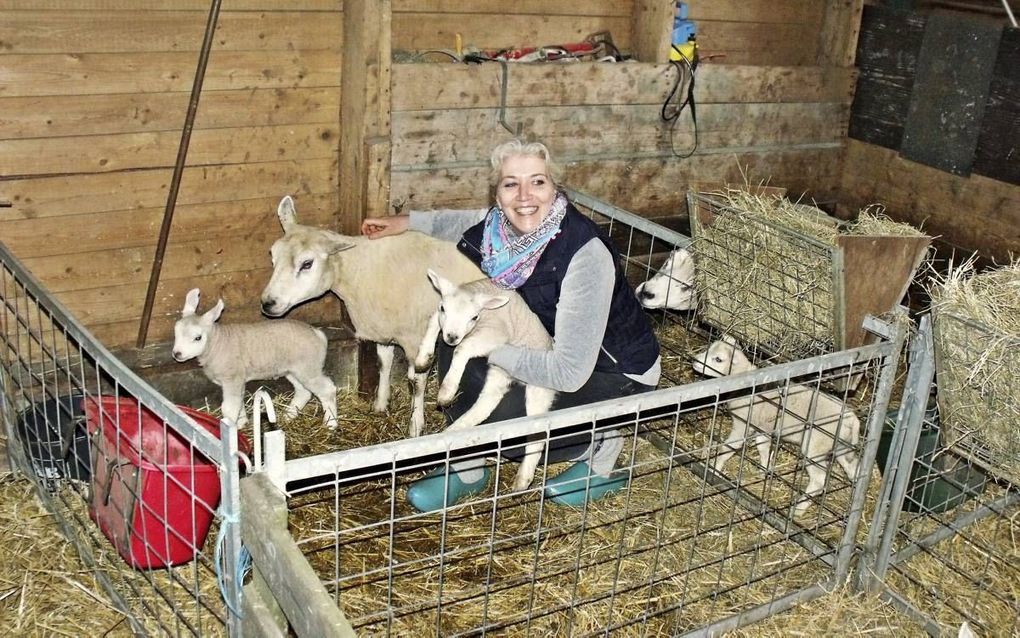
[
  {"left": 447, "top": 366, "right": 512, "bottom": 430},
  {"left": 408, "top": 364, "right": 426, "bottom": 438},
  {"left": 754, "top": 433, "right": 772, "bottom": 469},
  {"left": 713, "top": 418, "right": 748, "bottom": 472},
  {"left": 374, "top": 343, "right": 395, "bottom": 413},
  {"left": 794, "top": 461, "right": 828, "bottom": 516},
  {"left": 414, "top": 311, "right": 441, "bottom": 372},
  {"left": 438, "top": 338, "right": 497, "bottom": 406},
  {"left": 221, "top": 381, "right": 248, "bottom": 428},
  {"left": 284, "top": 375, "right": 313, "bottom": 419},
  {"left": 299, "top": 374, "right": 339, "bottom": 429},
  {"left": 512, "top": 385, "right": 556, "bottom": 491}
]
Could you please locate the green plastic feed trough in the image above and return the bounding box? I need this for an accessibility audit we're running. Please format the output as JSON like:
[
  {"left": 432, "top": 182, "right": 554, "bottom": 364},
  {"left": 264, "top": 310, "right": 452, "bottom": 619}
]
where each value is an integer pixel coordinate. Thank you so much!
[{"left": 876, "top": 407, "right": 986, "bottom": 513}]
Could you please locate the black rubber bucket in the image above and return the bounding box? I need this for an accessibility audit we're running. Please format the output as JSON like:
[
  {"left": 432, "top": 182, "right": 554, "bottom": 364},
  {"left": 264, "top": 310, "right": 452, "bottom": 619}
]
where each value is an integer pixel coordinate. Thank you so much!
[
  {"left": 16, "top": 394, "right": 91, "bottom": 485},
  {"left": 877, "top": 406, "right": 986, "bottom": 513}
]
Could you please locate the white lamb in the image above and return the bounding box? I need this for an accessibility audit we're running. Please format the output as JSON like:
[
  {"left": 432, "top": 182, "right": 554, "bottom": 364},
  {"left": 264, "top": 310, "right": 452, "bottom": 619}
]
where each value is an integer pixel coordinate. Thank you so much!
[
  {"left": 635, "top": 247, "right": 697, "bottom": 311},
  {"left": 172, "top": 288, "right": 338, "bottom": 429},
  {"left": 691, "top": 335, "right": 860, "bottom": 515},
  {"left": 415, "top": 270, "right": 554, "bottom": 491},
  {"left": 259, "top": 196, "right": 481, "bottom": 437}
]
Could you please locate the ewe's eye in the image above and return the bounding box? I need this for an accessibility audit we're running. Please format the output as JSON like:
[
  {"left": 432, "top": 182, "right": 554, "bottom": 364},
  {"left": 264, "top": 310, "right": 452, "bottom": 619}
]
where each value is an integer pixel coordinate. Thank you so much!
[
  {"left": 299, "top": 259, "right": 314, "bottom": 272},
  {"left": 194, "top": 335, "right": 203, "bottom": 342}
]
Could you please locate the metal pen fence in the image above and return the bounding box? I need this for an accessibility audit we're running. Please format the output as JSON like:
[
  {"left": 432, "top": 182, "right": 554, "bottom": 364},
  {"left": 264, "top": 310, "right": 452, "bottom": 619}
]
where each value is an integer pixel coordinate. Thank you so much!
[
  {"left": 0, "top": 240, "right": 245, "bottom": 636},
  {"left": 862, "top": 315, "right": 1020, "bottom": 637}
]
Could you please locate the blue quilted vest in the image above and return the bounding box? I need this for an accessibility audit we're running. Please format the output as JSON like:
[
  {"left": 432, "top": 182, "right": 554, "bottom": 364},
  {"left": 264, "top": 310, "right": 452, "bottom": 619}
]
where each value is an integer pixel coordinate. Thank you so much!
[{"left": 458, "top": 203, "right": 660, "bottom": 375}]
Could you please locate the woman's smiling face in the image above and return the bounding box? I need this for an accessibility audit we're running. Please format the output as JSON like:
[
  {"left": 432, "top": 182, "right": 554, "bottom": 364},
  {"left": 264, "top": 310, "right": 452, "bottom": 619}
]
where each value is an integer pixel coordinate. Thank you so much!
[{"left": 495, "top": 154, "right": 556, "bottom": 235}]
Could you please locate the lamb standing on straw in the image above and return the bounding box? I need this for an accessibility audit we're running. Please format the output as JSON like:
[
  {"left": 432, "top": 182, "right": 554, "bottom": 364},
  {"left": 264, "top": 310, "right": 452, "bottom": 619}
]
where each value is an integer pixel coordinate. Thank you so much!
[{"left": 172, "top": 288, "right": 338, "bottom": 429}]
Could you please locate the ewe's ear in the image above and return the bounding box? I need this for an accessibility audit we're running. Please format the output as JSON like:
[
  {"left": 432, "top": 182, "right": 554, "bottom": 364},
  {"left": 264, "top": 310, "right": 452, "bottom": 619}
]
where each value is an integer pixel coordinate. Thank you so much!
[
  {"left": 203, "top": 298, "right": 225, "bottom": 324},
  {"left": 278, "top": 196, "right": 297, "bottom": 232},
  {"left": 327, "top": 238, "right": 356, "bottom": 255},
  {"left": 182, "top": 288, "right": 201, "bottom": 317},
  {"left": 480, "top": 294, "right": 510, "bottom": 311}
]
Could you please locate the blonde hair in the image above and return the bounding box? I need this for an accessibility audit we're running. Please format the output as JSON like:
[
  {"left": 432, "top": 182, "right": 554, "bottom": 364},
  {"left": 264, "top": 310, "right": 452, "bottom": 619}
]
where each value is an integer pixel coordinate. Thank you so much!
[{"left": 489, "top": 139, "right": 560, "bottom": 186}]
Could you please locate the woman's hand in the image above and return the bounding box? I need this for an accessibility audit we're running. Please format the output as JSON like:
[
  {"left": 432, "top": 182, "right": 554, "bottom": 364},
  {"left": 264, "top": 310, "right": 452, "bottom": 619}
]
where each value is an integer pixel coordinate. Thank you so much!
[{"left": 361, "top": 214, "right": 410, "bottom": 239}]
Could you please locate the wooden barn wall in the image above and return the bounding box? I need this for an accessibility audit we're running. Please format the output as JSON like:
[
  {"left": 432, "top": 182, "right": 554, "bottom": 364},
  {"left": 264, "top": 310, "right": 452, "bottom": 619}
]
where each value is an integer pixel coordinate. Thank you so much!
[
  {"left": 0, "top": 1, "right": 344, "bottom": 350},
  {"left": 388, "top": 62, "right": 852, "bottom": 219}
]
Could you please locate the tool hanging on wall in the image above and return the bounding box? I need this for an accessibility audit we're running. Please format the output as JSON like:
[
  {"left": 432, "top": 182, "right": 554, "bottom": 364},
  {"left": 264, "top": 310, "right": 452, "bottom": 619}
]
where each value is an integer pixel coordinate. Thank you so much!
[{"left": 662, "top": 2, "right": 699, "bottom": 159}]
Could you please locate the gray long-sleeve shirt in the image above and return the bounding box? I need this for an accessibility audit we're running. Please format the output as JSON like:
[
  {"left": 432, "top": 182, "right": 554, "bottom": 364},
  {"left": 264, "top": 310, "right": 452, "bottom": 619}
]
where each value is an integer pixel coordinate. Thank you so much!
[{"left": 410, "top": 208, "right": 660, "bottom": 392}]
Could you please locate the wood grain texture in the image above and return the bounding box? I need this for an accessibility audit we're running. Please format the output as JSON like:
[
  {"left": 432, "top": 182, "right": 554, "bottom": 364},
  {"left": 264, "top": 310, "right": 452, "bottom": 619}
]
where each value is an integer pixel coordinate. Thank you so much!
[{"left": 973, "top": 26, "right": 1020, "bottom": 185}]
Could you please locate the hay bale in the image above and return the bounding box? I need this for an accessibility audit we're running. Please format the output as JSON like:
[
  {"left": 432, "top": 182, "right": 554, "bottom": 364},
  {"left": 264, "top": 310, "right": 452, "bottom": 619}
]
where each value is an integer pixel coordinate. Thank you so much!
[{"left": 927, "top": 259, "right": 1020, "bottom": 483}]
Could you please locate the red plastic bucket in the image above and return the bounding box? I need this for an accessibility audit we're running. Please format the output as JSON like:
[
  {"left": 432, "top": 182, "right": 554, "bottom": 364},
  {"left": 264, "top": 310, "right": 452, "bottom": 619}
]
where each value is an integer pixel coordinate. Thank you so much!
[{"left": 84, "top": 396, "right": 252, "bottom": 569}]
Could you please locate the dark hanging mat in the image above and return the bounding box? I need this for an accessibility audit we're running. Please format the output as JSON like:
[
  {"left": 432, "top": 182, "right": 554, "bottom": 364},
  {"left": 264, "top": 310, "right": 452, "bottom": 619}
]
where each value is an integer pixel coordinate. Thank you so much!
[{"left": 900, "top": 11, "right": 1003, "bottom": 176}]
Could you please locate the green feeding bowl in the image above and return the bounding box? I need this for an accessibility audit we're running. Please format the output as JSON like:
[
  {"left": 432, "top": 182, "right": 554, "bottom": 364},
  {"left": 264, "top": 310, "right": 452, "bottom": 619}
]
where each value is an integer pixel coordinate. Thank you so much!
[{"left": 876, "top": 407, "right": 987, "bottom": 513}]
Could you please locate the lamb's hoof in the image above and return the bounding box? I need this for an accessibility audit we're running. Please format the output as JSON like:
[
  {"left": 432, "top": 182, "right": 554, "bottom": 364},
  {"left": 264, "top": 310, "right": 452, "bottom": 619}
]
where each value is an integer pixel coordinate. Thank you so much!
[
  {"left": 284, "top": 408, "right": 299, "bottom": 420},
  {"left": 437, "top": 386, "right": 457, "bottom": 406}
]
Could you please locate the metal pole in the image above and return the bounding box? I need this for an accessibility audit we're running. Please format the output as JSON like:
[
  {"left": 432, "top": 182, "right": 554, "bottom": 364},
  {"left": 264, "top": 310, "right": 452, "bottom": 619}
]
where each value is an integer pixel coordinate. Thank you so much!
[{"left": 136, "top": 0, "right": 224, "bottom": 347}]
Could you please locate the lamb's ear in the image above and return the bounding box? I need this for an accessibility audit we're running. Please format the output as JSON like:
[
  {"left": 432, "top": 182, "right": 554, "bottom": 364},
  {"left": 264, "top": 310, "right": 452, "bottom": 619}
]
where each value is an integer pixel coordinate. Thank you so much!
[
  {"left": 480, "top": 294, "right": 510, "bottom": 311},
  {"left": 182, "top": 288, "right": 201, "bottom": 317},
  {"left": 721, "top": 333, "right": 739, "bottom": 347},
  {"left": 203, "top": 298, "right": 225, "bottom": 324},
  {"left": 426, "top": 269, "right": 457, "bottom": 296},
  {"left": 277, "top": 196, "right": 297, "bottom": 232}
]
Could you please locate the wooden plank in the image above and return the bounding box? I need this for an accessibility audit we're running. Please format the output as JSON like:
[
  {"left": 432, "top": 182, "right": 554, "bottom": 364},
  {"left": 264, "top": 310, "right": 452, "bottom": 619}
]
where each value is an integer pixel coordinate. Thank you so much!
[
  {"left": 0, "top": 88, "right": 340, "bottom": 140},
  {"left": 1, "top": 123, "right": 337, "bottom": 176},
  {"left": 630, "top": 0, "right": 672, "bottom": 63},
  {"left": 391, "top": 63, "right": 856, "bottom": 111},
  {"left": 392, "top": 0, "right": 628, "bottom": 15},
  {"left": 240, "top": 474, "right": 357, "bottom": 638},
  {"left": 392, "top": 102, "right": 846, "bottom": 165},
  {"left": 696, "top": 21, "right": 819, "bottom": 66},
  {"left": 0, "top": 158, "right": 337, "bottom": 219},
  {"left": 392, "top": 147, "right": 844, "bottom": 218},
  {"left": 839, "top": 139, "right": 1020, "bottom": 263},
  {"left": 689, "top": 0, "right": 824, "bottom": 23},
  {"left": 391, "top": 14, "right": 632, "bottom": 52},
  {"left": 0, "top": 194, "right": 337, "bottom": 259},
  {"left": 0, "top": 11, "right": 342, "bottom": 53},
  {"left": 1, "top": 1, "right": 340, "bottom": 9},
  {"left": 338, "top": 0, "right": 391, "bottom": 233},
  {"left": 837, "top": 233, "right": 931, "bottom": 350},
  {"left": 817, "top": 0, "right": 866, "bottom": 66},
  {"left": 0, "top": 50, "right": 342, "bottom": 97}
]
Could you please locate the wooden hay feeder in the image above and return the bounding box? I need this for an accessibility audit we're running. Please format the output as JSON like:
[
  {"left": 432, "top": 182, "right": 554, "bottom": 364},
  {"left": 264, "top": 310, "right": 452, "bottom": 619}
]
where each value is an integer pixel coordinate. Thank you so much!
[
  {"left": 687, "top": 190, "right": 930, "bottom": 360},
  {"left": 932, "top": 310, "right": 1020, "bottom": 485}
]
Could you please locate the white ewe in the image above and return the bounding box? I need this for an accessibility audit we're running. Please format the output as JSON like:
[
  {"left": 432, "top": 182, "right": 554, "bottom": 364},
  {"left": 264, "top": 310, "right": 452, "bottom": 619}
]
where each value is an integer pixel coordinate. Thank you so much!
[
  {"left": 172, "top": 288, "right": 338, "bottom": 429},
  {"left": 691, "top": 335, "right": 860, "bottom": 515},
  {"left": 635, "top": 247, "right": 696, "bottom": 311},
  {"left": 415, "top": 270, "right": 553, "bottom": 492},
  {"left": 259, "top": 196, "right": 481, "bottom": 437}
]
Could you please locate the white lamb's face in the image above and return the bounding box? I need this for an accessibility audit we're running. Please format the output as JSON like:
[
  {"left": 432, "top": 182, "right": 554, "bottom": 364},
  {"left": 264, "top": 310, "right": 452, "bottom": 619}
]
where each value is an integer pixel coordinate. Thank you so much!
[
  {"left": 261, "top": 234, "right": 334, "bottom": 317},
  {"left": 438, "top": 293, "right": 482, "bottom": 347},
  {"left": 172, "top": 317, "right": 209, "bottom": 362},
  {"left": 691, "top": 340, "right": 737, "bottom": 378},
  {"left": 636, "top": 248, "right": 696, "bottom": 310}
]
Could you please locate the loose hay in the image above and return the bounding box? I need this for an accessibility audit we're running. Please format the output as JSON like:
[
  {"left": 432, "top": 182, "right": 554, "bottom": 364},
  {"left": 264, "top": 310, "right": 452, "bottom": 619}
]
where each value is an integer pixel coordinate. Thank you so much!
[{"left": 926, "top": 258, "right": 1020, "bottom": 483}]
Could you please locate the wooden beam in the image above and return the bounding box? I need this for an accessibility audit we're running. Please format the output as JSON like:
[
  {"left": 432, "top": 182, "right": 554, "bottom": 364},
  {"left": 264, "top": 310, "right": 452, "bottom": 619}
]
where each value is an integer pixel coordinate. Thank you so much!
[
  {"left": 240, "top": 474, "right": 357, "bottom": 638},
  {"left": 818, "top": 0, "right": 865, "bottom": 66},
  {"left": 631, "top": 0, "right": 673, "bottom": 63},
  {"left": 338, "top": 0, "right": 392, "bottom": 232}
]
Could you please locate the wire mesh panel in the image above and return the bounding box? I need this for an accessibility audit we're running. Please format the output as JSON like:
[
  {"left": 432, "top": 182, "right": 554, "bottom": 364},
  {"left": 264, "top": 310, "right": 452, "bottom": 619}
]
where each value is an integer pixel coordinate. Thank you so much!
[
  {"left": 0, "top": 241, "right": 245, "bottom": 636},
  {"left": 261, "top": 320, "right": 903, "bottom": 636},
  {"left": 863, "top": 316, "right": 1020, "bottom": 637}
]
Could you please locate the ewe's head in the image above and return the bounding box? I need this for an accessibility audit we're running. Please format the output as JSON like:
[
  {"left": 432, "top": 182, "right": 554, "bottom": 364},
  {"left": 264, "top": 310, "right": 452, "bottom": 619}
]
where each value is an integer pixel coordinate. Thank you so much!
[
  {"left": 691, "top": 334, "right": 749, "bottom": 378},
  {"left": 427, "top": 269, "right": 508, "bottom": 347},
  {"left": 172, "top": 288, "right": 224, "bottom": 363},
  {"left": 261, "top": 195, "right": 355, "bottom": 317},
  {"left": 636, "top": 247, "right": 696, "bottom": 311}
]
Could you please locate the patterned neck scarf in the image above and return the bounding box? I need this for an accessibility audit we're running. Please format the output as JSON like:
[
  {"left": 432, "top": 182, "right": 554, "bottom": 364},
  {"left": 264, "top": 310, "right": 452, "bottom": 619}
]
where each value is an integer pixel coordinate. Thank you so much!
[{"left": 481, "top": 191, "right": 568, "bottom": 289}]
